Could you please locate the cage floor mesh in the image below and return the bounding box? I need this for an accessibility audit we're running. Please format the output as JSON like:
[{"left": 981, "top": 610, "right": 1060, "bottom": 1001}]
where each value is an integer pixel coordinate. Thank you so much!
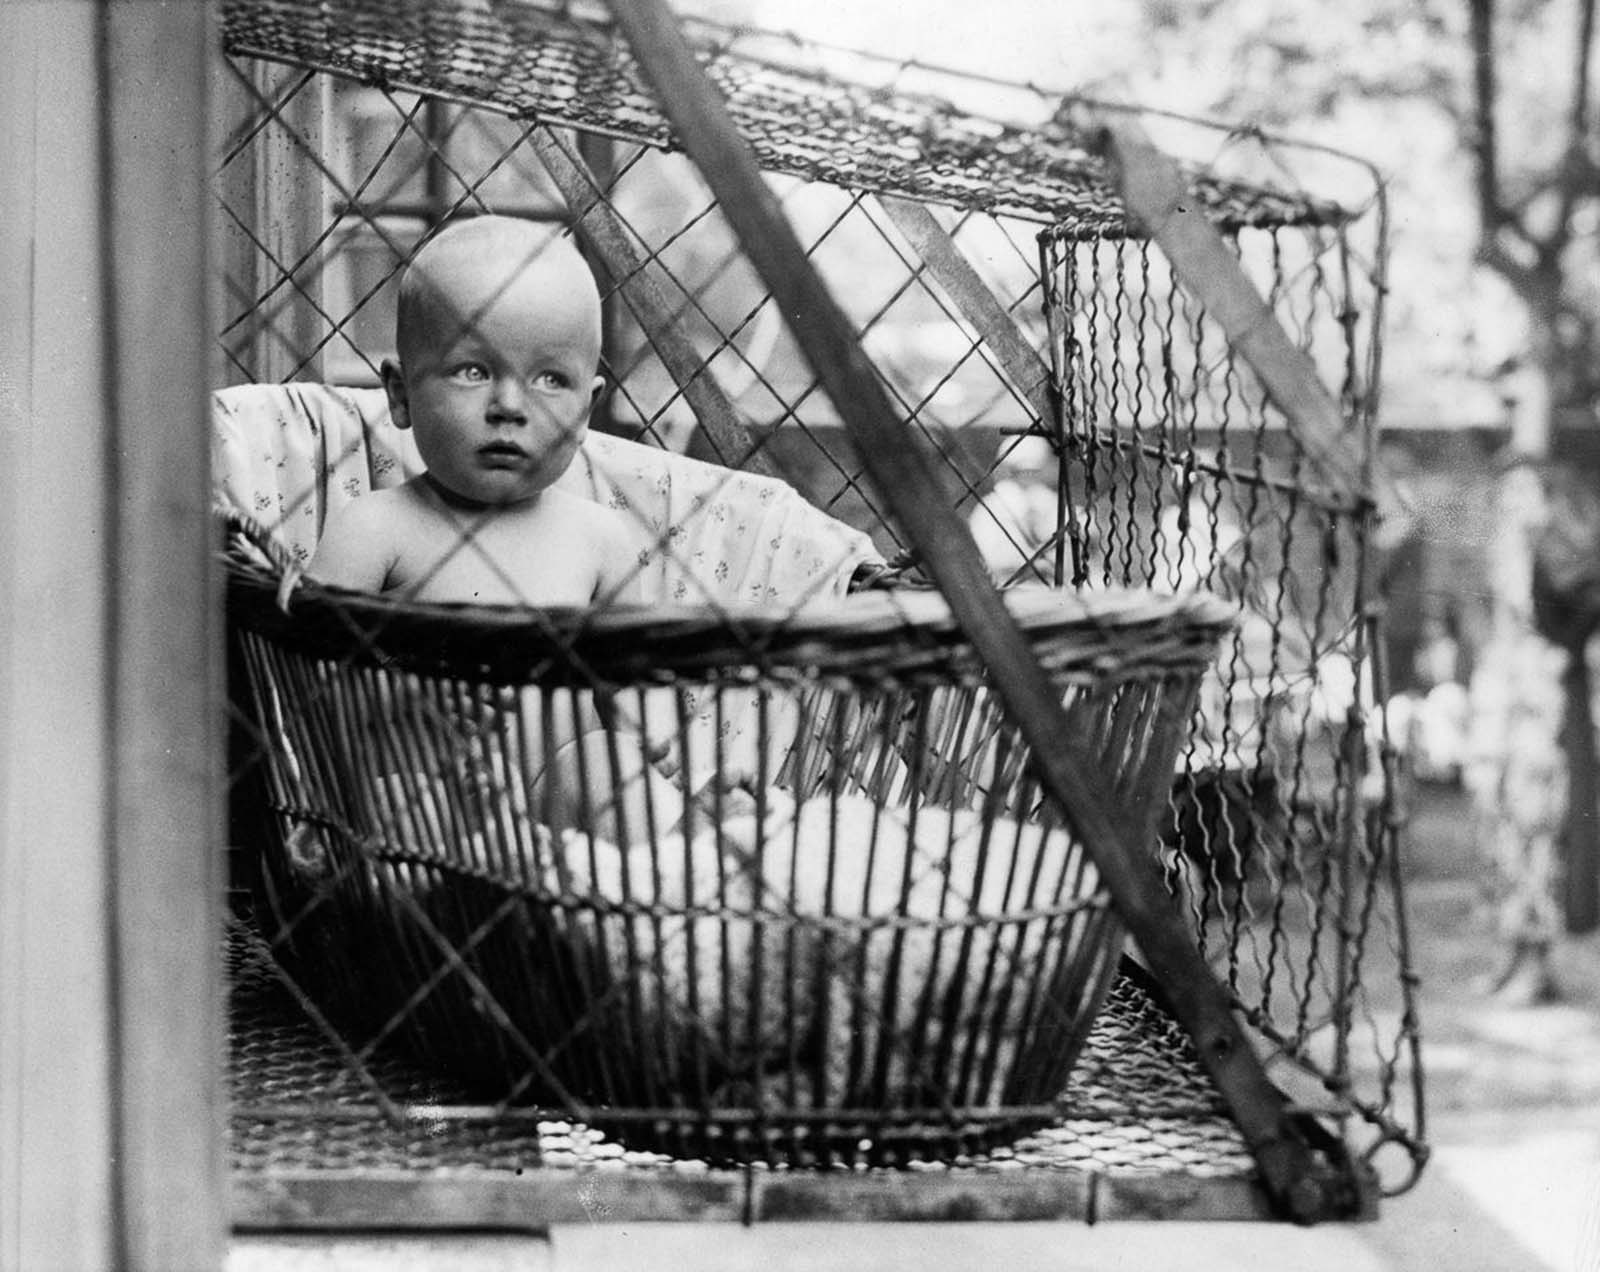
[{"left": 229, "top": 928, "right": 1264, "bottom": 1225}]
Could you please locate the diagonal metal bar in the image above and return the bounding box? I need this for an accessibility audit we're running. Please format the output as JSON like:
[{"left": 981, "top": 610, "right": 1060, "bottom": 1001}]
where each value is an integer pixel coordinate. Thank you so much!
[
  {"left": 611, "top": 0, "right": 1361, "bottom": 1223},
  {"left": 530, "top": 128, "right": 780, "bottom": 480},
  {"left": 858, "top": 199, "right": 1046, "bottom": 428},
  {"left": 1091, "top": 121, "right": 1379, "bottom": 513},
  {"left": 877, "top": 195, "right": 1056, "bottom": 427}
]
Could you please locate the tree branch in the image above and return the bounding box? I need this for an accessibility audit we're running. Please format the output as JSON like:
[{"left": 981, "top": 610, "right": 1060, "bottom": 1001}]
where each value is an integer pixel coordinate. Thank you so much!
[
  {"left": 1468, "top": 0, "right": 1502, "bottom": 236},
  {"left": 1468, "top": 0, "right": 1574, "bottom": 298},
  {"left": 1573, "top": 0, "right": 1595, "bottom": 145},
  {"left": 1475, "top": 233, "right": 1541, "bottom": 303},
  {"left": 1496, "top": 197, "right": 1546, "bottom": 255},
  {"left": 1555, "top": 0, "right": 1598, "bottom": 245}
]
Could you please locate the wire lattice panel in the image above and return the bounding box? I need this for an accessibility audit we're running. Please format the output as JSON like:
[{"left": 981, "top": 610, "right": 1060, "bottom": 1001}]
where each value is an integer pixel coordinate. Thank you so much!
[{"left": 214, "top": 0, "right": 1424, "bottom": 1222}]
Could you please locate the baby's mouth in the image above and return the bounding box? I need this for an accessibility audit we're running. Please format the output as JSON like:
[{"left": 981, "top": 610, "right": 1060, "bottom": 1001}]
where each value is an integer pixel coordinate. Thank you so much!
[{"left": 478, "top": 442, "right": 527, "bottom": 464}]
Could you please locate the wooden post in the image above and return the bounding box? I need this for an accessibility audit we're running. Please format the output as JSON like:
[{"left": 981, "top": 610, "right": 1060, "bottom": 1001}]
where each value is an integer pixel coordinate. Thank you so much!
[
  {"left": 0, "top": 8, "right": 118, "bottom": 1267},
  {"left": 104, "top": 3, "right": 227, "bottom": 1267},
  {"left": 610, "top": 0, "right": 1358, "bottom": 1223},
  {"left": 0, "top": 3, "right": 224, "bottom": 1269}
]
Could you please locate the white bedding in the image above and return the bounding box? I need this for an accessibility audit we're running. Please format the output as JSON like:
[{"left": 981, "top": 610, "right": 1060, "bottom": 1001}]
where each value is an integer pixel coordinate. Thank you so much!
[{"left": 533, "top": 791, "right": 1112, "bottom": 1110}]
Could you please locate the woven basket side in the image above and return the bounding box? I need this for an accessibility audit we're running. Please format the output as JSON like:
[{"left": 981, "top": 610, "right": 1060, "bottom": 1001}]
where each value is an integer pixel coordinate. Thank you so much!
[{"left": 228, "top": 569, "right": 1224, "bottom": 1164}]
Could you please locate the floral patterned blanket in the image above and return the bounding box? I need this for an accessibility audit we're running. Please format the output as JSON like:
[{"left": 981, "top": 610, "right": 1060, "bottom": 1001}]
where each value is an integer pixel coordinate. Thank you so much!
[{"left": 211, "top": 381, "right": 878, "bottom": 608}]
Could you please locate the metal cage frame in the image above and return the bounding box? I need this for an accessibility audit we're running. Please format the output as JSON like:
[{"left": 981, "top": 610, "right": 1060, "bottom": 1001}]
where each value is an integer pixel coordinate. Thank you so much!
[{"left": 214, "top": 0, "right": 1425, "bottom": 1227}]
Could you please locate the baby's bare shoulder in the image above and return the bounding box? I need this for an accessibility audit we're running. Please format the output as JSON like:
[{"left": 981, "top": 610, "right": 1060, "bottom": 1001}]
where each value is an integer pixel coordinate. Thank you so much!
[
  {"left": 545, "top": 488, "right": 634, "bottom": 538},
  {"left": 328, "top": 486, "right": 427, "bottom": 542},
  {"left": 540, "top": 491, "right": 644, "bottom": 602},
  {"left": 312, "top": 484, "right": 426, "bottom": 589}
]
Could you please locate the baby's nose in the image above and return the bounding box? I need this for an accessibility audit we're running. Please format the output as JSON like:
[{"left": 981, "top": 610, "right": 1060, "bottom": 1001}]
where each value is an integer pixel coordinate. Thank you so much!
[{"left": 487, "top": 376, "right": 528, "bottom": 421}]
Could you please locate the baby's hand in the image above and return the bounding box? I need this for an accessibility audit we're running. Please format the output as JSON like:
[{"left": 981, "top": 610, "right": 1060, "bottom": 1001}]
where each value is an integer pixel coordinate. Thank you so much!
[
  {"left": 688, "top": 776, "right": 797, "bottom": 841},
  {"left": 644, "top": 735, "right": 679, "bottom": 777},
  {"left": 717, "top": 785, "right": 760, "bottom": 820},
  {"left": 689, "top": 775, "right": 757, "bottom": 819}
]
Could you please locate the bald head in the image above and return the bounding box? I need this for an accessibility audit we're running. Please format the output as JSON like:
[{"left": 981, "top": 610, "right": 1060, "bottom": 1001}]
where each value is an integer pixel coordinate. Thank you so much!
[
  {"left": 394, "top": 216, "right": 602, "bottom": 373},
  {"left": 380, "top": 217, "right": 606, "bottom": 506}
]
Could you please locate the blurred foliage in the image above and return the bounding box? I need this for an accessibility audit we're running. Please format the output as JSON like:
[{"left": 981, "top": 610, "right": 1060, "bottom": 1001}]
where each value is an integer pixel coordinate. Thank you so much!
[
  {"left": 1095, "top": 0, "right": 1600, "bottom": 424},
  {"left": 1534, "top": 472, "right": 1600, "bottom": 645},
  {"left": 734, "top": 0, "right": 1596, "bottom": 424}
]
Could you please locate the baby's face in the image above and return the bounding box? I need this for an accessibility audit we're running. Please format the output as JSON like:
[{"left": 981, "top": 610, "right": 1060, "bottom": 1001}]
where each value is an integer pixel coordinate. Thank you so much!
[{"left": 389, "top": 251, "right": 602, "bottom": 507}]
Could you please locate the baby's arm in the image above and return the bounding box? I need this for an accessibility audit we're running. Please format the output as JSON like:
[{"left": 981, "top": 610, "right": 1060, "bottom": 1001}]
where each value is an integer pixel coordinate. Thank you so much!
[
  {"left": 309, "top": 495, "right": 399, "bottom": 593},
  {"left": 590, "top": 505, "right": 645, "bottom": 608}
]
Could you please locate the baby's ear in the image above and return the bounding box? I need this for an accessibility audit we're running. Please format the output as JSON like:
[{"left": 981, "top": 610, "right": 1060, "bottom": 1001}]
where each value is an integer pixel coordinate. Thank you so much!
[
  {"left": 589, "top": 374, "right": 606, "bottom": 407},
  {"left": 380, "top": 359, "right": 411, "bottom": 430}
]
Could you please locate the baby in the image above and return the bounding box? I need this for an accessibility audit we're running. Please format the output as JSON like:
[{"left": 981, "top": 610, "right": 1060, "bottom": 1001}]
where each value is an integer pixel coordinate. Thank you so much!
[
  {"left": 312, "top": 215, "right": 680, "bottom": 841},
  {"left": 312, "top": 215, "right": 636, "bottom": 607}
]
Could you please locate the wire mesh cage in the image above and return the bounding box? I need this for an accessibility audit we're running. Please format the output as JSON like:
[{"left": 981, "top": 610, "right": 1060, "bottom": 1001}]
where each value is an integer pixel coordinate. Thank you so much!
[
  {"left": 216, "top": 0, "right": 1424, "bottom": 1218},
  {"left": 1037, "top": 200, "right": 1408, "bottom": 1128}
]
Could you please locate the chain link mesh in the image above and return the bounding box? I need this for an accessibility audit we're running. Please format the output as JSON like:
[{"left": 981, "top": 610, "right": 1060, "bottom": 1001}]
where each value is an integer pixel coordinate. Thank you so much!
[{"left": 215, "top": 0, "right": 1423, "bottom": 1214}]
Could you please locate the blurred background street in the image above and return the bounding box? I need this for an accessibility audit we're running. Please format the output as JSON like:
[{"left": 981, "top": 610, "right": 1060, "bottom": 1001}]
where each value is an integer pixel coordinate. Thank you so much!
[{"left": 1358, "top": 781, "right": 1600, "bottom": 1272}]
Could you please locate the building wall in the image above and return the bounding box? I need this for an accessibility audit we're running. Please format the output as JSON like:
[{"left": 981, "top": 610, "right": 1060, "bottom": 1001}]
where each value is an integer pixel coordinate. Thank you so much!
[{"left": 0, "top": 5, "right": 223, "bottom": 1270}]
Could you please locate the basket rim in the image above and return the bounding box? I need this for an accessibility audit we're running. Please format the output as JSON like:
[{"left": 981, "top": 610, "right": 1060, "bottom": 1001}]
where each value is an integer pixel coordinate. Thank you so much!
[{"left": 225, "top": 550, "right": 1236, "bottom": 687}]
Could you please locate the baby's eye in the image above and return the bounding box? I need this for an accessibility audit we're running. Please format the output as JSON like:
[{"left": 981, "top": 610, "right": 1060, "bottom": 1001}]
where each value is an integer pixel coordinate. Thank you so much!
[
  {"left": 533, "top": 370, "right": 572, "bottom": 391},
  {"left": 448, "top": 362, "right": 490, "bottom": 383}
]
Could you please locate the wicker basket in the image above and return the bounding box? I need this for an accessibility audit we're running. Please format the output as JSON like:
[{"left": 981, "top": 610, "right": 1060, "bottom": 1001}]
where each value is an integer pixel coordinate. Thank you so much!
[{"left": 228, "top": 553, "right": 1232, "bottom": 1166}]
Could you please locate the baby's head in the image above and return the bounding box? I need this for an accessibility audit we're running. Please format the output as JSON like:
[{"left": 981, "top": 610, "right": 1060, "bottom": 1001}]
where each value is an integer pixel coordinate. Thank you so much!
[{"left": 384, "top": 215, "right": 604, "bottom": 506}]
